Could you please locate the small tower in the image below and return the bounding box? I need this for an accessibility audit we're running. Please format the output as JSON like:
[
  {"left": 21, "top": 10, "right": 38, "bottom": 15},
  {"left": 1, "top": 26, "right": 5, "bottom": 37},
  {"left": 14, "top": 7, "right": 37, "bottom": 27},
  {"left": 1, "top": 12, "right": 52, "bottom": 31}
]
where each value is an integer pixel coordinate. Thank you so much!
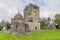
[
  {"left": 10, "top": 12, "right": 25, "bottom": 34},
  {"left": 24, "top": 3, "right": 40, "bottom": 31},
  {"left": 10, "top": 12, "right": 30, "bottom": 34}
]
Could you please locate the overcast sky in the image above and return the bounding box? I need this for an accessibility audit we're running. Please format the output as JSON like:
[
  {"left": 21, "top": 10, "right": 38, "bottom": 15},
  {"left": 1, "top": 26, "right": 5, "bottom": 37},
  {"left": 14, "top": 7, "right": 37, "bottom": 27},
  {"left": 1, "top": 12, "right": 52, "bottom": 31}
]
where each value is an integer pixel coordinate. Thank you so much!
[{"left": 0, "top": 0, "right": 60, "bottom": 22}]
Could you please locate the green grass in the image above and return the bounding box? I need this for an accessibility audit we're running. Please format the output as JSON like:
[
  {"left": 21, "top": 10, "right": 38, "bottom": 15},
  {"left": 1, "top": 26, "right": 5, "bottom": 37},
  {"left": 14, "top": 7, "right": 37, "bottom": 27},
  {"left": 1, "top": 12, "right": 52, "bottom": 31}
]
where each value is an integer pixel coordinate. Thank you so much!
[{"left": 0, "top": 30, "right": 60, "bottom": 40}]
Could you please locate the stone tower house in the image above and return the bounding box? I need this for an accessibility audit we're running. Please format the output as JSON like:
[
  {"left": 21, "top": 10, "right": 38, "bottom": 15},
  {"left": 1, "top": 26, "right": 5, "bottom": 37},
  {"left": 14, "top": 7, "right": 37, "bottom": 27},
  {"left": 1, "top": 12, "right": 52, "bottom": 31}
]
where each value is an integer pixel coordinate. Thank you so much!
[
  {"left": 24, "top": 3, "right": 40, "bottom": 31},
  {"left": 10, "top": 3, "right": 40, "bottom": 34}
]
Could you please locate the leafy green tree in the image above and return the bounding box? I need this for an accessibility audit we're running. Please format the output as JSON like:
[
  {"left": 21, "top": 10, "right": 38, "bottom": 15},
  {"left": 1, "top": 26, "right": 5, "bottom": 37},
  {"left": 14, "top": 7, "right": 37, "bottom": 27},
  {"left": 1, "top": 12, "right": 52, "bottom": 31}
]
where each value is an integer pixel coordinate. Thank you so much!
[
  {"left": 40, "top": 18, "right": 48, "bottom": 29},
  {"left": 54, "top": 14, "right": 60, "bottom": 29},
  {"left": 40, "top": 17, "right": 51, "bottom": 29},
  {"left": 0, "top": 26, "right": 3, "bottom": 31},
  {"left": 6, "top": 21, "right": 10, "bottom": 30}
]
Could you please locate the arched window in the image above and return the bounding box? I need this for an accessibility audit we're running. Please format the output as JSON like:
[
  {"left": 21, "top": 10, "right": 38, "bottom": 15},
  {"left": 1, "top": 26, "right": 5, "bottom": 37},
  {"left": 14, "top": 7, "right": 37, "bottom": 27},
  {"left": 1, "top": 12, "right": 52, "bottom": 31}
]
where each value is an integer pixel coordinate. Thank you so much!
[
  {"left": 25, "top": 24, "right": 30, "bottom": 32},
  {"left": 15, "top": 22, "right": 20, "bottom": 29}
]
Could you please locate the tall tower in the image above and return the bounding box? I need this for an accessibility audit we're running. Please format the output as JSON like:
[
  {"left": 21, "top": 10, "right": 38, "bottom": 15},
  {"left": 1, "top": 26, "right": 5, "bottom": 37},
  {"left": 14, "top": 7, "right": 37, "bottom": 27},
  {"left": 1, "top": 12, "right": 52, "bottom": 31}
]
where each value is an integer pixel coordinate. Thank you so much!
[{"left": 24, "top": 3, "right": 40, "bottom": 31}]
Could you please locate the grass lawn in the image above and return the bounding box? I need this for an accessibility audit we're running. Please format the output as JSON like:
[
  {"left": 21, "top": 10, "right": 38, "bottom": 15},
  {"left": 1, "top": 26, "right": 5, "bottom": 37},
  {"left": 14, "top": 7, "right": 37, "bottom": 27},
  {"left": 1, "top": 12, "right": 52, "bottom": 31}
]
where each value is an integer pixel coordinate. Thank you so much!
[{"left": 0, "top": 30, "right": 60, "bottom": 40}]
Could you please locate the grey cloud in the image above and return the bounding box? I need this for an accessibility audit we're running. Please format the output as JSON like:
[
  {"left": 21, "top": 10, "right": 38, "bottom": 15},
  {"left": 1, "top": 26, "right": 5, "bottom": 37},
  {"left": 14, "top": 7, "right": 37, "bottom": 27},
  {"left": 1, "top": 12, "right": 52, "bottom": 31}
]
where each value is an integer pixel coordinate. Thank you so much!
[{"left": 0, "top": 0, "right": 60, "bottom": 22}]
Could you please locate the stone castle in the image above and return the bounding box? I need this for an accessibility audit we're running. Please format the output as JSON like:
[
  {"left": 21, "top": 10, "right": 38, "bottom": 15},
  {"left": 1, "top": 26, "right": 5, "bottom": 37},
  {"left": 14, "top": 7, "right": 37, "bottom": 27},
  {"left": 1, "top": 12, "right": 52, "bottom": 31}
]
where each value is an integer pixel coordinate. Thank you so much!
[{"left": 10, "top": 3, "right": 40, "bottom": 34}]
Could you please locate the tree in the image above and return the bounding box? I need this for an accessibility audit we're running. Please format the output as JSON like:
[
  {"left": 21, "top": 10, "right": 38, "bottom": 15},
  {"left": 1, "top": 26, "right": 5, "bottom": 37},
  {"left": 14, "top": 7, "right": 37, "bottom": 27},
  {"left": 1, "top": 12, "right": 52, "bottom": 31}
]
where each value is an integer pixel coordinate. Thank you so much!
[
  {"left": 0, "top": 26, "right": 3, "bottom": 31},
  {"left": 6, "top": 21, "right": 10, "bottom": 30},
  {"left": 40, "top": 17, "right": 51, "bottom": 29},
  {"left": 54, "top": 14, "right": 60, "bottom": 29},
  {"left": 40, "top": 18, "right": 48, "bottom": 29}
]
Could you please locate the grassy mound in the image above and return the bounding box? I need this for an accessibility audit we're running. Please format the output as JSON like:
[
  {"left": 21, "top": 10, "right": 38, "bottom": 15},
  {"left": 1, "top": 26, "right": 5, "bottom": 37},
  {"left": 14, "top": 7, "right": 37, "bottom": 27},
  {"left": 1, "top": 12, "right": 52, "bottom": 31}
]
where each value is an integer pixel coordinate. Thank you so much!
[{"left": 0, "top": 30, "right": 60, "bottom": 40}]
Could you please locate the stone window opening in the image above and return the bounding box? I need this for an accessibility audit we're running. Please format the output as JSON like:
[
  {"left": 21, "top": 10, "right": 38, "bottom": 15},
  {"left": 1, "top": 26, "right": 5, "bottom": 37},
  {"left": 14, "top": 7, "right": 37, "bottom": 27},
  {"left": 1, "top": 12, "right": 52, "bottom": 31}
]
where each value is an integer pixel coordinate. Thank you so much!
[
  {"left": 16, "top": 25, "right": 18, "bottom": 29},
  {"left": 28, "top": 17, "right": 33, "bottom": 22},
  {"left": 29, "top": 20, "right": 33, "bottom": 22},
  {"left": 35, "top": 26, "right": 37, "bottom": 30},
  {"left": 34, "top": 6, "right": 37, "bottom": 9},
  {"left": 16, "top": 23, "right": 19, "bottom": 29}
]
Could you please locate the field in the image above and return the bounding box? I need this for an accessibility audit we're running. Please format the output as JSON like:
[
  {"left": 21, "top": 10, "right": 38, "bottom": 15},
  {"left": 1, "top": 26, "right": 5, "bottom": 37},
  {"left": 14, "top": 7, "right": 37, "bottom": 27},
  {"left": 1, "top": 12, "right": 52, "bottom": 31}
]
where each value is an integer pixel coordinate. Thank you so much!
[{"left": 0, "top": 30, "right": 60, "bottom": 40}]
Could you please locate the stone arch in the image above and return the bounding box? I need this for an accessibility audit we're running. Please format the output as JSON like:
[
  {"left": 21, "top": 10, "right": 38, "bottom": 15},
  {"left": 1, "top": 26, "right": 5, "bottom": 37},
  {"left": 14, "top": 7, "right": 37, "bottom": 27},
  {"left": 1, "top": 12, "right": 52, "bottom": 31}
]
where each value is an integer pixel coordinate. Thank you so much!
[
  {"left": 13, "top": 22, "right": 20, "bottom": 32},
  {"left": 24, "top": 24, "right": 30, "bottom": 33}
]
